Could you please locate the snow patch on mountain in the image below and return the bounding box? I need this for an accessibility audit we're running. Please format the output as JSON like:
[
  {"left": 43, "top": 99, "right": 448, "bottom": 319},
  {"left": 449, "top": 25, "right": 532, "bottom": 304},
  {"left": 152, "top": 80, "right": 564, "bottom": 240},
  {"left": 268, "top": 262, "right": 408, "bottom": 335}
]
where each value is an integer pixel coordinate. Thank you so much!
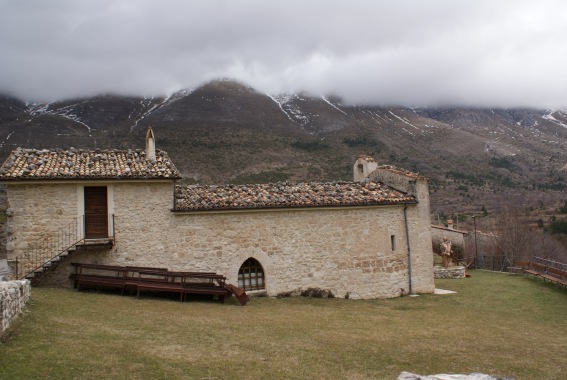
[
  {"left": 0, "top": 130, "right": 17, "bottom": 148},
  {"left": 389, "top": 111, "right": 420, "bottom": 130},
  {"left": 543, "top": 110, "right": 567, "bottom": 128},
  {"left": 321, "top": 96, "right": 347, "bottom": 115},
  {"left": 266, "top": 94, "right": 294, "bottom": 122},
  {"left": 165, "top": 89, "right": 194, "bottom": 105},
  {"left": 270, "top": 93, "right": 309, "bottom": 126},
  {"left": 129, "top": 93, "right": 189, "bottom": 132},
  {"left": 25, "top": 100, "right": 98, "bottom": 146},
  {"left": 27, "top": 100, "right": 93, "bottom": 132}
]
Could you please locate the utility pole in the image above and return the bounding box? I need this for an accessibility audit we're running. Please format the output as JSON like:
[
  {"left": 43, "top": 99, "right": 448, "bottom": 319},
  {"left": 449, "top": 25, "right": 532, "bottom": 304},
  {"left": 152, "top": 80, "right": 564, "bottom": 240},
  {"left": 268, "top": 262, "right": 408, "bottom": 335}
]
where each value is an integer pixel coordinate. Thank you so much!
[{"left": 472, "top": 215, "right": 478, "bottom": 269}]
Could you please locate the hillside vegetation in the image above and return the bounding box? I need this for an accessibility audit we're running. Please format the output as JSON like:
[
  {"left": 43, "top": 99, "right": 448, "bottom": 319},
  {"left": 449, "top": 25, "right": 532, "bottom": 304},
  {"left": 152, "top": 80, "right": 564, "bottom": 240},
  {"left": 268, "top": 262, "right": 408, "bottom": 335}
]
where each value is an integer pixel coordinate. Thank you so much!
[{"left": 2, "top": 79, "right": 567, "bottom": 217}]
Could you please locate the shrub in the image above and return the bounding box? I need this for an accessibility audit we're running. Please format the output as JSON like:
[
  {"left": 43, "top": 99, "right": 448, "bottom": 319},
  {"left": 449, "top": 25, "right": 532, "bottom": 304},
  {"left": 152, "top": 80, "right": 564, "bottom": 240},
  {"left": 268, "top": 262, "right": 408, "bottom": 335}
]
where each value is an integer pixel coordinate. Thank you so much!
[
  {"left": 290, "top": 141, "right": 329, "bottom": 152},
  {"left": 300, "top": 288, "right": 334, "bottom": 298},
  {"left": 276, "top": 288, "right": 335, "bottom": 298},
  {"left": 342, "top": 137, "right": 380, "bottom": 149}
]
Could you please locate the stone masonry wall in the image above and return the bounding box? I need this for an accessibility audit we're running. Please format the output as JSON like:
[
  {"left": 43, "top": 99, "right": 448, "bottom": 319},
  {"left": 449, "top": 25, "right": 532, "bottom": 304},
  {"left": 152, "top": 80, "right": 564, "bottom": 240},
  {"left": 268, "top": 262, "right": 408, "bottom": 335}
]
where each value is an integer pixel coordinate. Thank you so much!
[
  {"left": 5, "top": 184, "right": 79, "bottom": 277},
  {"left": 6, "top": 184, "right": 79, "bottom": 261},
  {"left": 368, "top": 170, "right": 435, "bottom": 295},
  {"left": 11, "top": 181, "right": 435, "bottom": 299},
  {"left": 1, "top": 280, "right": 31, "bottom": 334},
  {"left": 434, "top": 266, "right": 466, "bottom": 279}
]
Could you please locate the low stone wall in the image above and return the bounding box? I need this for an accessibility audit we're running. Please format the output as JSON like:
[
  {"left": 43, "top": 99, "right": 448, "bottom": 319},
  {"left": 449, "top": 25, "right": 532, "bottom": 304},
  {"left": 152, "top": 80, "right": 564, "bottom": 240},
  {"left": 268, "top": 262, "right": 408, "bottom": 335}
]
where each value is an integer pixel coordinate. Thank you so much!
[
  {"left": 434, "top": 266, "right": 466, "bottom": 279},
  {"left": 0, "top": 280, "right": 31, "bottom": 334}
]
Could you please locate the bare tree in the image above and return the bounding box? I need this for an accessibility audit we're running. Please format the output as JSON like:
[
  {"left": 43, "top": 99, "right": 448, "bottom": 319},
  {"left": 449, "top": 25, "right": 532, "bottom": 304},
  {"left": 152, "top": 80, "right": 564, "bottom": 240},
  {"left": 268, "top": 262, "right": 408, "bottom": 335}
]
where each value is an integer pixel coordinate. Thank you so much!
[
  {"left": 463, "top": 216, "right": 498, "bottom": 269},
  {"left": 490, "top": 207, "right": 540, "bottom": 269},
  {"left": 464, "top": 207, "right": 567, "bottom": 270},
  {"left": 538, "top": 233, "right": 567, "bottom": 263},
  {"left": 489, "top": 207, "right": 567, "bottom": 269}
]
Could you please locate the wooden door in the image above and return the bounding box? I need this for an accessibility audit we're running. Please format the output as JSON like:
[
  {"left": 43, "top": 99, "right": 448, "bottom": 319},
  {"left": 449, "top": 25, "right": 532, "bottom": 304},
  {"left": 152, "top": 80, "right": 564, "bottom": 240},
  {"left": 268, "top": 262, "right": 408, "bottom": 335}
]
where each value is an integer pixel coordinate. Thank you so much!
[{"left": 84, "top": 187, "right": 108, "bottom": 239}]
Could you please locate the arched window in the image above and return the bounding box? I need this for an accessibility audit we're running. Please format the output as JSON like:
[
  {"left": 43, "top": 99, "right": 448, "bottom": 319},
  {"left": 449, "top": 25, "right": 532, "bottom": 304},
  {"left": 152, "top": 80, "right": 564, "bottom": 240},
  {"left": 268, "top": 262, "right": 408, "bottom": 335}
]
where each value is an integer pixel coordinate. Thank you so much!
[{"left": 238, "top": 258, "right": 265, "bottom": 291}]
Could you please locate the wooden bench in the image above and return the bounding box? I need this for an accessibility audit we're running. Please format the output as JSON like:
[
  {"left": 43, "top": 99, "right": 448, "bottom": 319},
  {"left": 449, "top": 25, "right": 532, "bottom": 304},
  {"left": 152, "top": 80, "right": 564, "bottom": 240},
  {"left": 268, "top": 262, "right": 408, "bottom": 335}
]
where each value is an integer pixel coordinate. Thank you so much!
[
  {"left": 130, "top": 271, "right": 230, "bottom": 302},
  {"left": 181, "top": 272, "right": 230, "bottom": 303},
  {"left": 178, "top": 272, "right": 248, "bottom": 304},
  {"left": 523, "top": 262, "right": 546, "bottom": 277},
  {"left": 122, "top": 267, "right": 171, "bottom": 294},
  {"left": 507, "top": 261, "right": 530, "bottom": 274},
  {"left": 70, "top": 263, "right": 248, "bottom": 305},
  {"left": 131, "top": 271, "right": 186, "bottom": 301},
  {"left": 225, "top": 283, "right": 250, "bottom": 306},
  {"left": 71, "top": 263, "right": 169, "bottom": 294},
  {"left": 71, "top": 263, "right": 129, "bottom": 293},
  {"left": 518, "top": 261, "right": 567, "bottom": 290},
  {"left": 124, "top": 266, "right": 169, "bottom": 279},
  {"left": 541, "top": 267, "right": 567, "bottom": 289}
]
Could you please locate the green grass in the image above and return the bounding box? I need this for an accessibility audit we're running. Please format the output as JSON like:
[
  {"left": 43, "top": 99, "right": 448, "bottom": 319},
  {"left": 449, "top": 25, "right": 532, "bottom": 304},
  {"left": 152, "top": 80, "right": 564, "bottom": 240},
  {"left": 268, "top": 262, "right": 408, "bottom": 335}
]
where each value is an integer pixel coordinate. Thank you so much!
[{"left": 1, "top": 271, "right": 566, "bottom": 379}]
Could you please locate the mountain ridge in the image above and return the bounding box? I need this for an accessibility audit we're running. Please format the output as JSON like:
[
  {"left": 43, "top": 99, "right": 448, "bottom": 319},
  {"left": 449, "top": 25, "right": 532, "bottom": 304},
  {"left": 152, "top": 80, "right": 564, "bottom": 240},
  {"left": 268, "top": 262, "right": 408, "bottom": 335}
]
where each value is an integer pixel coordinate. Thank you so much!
[{"left": 1, "top": 79, "right": 567, "bottom": 216}]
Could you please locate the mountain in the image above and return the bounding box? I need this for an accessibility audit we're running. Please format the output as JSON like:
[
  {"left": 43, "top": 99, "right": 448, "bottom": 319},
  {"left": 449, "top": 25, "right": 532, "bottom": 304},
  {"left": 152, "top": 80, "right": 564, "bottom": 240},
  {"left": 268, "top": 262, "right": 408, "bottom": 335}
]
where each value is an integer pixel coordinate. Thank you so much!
[{"left": 1, "top": 79, "right": 567, "bottom": 217}]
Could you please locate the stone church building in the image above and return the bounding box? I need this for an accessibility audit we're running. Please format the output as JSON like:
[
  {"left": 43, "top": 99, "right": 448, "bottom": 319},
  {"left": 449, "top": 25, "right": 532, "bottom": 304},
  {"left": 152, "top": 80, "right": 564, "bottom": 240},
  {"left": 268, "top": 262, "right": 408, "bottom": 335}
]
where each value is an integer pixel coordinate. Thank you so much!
[{"left": 0, "top": 129, "right": 434, "bottom": 299}]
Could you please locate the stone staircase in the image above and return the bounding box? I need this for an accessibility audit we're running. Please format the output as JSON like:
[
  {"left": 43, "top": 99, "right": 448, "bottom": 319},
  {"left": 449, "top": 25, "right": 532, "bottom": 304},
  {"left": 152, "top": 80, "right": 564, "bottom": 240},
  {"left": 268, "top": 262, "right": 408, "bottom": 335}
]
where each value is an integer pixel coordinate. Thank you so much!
[
  {"left": 21, "top": 243, "right": 84, "bottom": 286},
  {"left": 23, "top": 240, "right": 114, "bottom": 286},
  {"left": 13, "top": 216, "right": 114, "bottom": 286}
]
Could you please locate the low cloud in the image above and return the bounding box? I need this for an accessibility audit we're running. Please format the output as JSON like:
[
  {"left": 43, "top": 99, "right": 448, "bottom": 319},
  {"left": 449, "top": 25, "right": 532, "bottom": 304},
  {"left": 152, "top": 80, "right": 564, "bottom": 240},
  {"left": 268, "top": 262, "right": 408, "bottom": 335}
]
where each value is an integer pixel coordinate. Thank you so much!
[{"left": 1, "top": 0, "right": 566, "bottom": 108}]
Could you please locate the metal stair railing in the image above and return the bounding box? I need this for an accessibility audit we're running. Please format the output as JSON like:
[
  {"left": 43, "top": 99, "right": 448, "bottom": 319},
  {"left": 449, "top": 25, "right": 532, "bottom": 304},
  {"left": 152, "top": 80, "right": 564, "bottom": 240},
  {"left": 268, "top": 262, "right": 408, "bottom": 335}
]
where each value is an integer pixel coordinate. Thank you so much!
[{"left": 14, "top": 216, "right": 86, "bottom": 280}]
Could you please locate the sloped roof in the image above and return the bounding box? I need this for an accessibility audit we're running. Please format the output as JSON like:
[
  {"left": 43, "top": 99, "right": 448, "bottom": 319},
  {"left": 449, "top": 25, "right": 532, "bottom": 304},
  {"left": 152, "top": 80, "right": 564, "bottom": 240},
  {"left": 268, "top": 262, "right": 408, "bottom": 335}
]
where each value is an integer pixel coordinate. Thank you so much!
[
  {"left": 174, "top": 181, "right": 416, "bottom": 212},
  {"left": 376, "top": 165, "right": 424, "bottom": 179},
  {"left": 0, "top": 148, "right": 181, "bottom": 181},
  {"left": 431, "top": 225, "right": 469, "bottom": 235}
]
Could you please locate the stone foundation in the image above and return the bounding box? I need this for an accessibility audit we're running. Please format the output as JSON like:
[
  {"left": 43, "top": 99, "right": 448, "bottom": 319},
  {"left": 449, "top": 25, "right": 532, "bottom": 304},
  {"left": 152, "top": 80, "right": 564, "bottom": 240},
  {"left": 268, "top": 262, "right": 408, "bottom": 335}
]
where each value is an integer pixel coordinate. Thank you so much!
[
  {"left": 434, "top": 266, "right": 466, "bottom": 279},
  {"left": 0, "top": 280, "right": 31, "bottom": 334}
]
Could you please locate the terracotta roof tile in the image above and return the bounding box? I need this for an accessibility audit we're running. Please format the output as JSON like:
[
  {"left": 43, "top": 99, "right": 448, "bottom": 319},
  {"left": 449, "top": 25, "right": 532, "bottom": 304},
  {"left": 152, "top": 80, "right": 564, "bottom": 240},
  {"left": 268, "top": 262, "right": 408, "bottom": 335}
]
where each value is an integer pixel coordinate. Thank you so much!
[
  {"left": 377, "top": 165, "right": 424, "bottom": 179},
  {"left": 358, "top": 154, "right": 376, "bottom": 162},
  {"left": 0, "top": 148, "right": 181, "bottom": 180},
  {"left": 174, "top": 181, "right": 416, "bottom": 211}
]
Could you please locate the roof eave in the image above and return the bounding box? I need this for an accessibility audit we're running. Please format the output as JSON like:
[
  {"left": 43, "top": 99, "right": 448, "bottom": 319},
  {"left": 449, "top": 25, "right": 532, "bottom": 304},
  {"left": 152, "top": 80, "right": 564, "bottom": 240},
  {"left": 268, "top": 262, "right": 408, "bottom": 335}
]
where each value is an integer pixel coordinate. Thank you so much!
[
  {"left": 0, "top": 175, "right": 182, "bottom": 183},
  {"left": 172, "top": 199, "right": 418, "bottom": 213}
]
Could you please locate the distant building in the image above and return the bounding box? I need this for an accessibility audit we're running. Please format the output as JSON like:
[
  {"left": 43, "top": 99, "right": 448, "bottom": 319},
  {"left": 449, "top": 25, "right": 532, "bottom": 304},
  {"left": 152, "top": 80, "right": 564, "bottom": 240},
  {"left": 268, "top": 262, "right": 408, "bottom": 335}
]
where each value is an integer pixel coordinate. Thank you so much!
[
  {"left": 431, "top": 220, "right": 469, "bottom": 252},
  {"left": 0, "top": 129, "right": 434, "bottom": 299}
]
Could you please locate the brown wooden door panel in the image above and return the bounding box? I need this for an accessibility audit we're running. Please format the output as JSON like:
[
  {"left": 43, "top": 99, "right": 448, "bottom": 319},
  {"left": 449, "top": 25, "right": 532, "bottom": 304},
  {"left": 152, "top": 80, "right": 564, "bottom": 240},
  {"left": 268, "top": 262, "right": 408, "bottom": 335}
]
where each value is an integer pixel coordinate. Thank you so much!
[{"left": 84, "top": 187, "right": 108, "bottom": 238}]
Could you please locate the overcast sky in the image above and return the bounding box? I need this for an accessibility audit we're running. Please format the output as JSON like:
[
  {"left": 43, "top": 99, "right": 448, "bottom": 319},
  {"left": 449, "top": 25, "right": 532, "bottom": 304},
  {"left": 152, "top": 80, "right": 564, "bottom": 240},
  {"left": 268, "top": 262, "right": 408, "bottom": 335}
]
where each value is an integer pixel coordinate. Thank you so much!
[{"left": 1, "top": 0, "right": 566, "bottom": 108}]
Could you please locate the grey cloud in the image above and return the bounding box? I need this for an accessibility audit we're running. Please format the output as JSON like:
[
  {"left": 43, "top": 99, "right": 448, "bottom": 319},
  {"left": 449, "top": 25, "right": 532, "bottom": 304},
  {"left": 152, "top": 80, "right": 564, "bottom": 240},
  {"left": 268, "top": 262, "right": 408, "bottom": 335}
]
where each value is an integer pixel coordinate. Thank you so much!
[{"left": 1, "top": 0, "right": 566, "bottom": 108}]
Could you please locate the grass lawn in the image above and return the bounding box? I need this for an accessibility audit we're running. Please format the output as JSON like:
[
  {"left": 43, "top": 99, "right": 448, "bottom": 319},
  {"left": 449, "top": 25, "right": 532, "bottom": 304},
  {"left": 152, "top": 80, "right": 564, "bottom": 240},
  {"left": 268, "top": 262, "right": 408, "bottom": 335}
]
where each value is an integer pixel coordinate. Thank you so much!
[{"left": 1, "top": 270, "right": 566, "bottom": 379}]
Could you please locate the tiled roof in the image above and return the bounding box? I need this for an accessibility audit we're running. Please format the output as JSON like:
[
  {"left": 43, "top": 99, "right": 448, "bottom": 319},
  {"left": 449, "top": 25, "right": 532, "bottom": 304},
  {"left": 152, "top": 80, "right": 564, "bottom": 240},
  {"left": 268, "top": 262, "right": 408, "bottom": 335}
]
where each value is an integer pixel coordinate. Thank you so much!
[
  {"left": 0, "top": 148, "right": 181, "bottom": 180},
  {"left": 174, "top": 181, "right": 416, "bottom": 211},
  {"left": 377, "top": 165, "right": 424, "bottom": 179},
  {"left": 431, "top": 225, "right": 469, "bottom": 235},
  {"left": 358, "top": 154, "right": 376, "bottom": 162}
]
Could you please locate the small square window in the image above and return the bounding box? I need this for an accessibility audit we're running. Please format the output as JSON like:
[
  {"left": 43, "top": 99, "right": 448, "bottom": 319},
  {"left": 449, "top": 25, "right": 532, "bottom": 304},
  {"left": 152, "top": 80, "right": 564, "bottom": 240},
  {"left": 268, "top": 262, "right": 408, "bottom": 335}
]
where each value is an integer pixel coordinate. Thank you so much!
[{"left": 391, "top": 235, "right": 396, "bottom": 251}]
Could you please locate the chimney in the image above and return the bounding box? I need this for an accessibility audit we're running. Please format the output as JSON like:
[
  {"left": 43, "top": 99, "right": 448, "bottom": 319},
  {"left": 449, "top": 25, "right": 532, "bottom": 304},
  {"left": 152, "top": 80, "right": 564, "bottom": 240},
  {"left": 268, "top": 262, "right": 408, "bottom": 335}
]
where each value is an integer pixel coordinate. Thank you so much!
[
  {"left": 447, "top": 219, "right": 453, "bottom": 230},
  {"left": 146, "top": 127, "right": 156, "bottom": 161}
]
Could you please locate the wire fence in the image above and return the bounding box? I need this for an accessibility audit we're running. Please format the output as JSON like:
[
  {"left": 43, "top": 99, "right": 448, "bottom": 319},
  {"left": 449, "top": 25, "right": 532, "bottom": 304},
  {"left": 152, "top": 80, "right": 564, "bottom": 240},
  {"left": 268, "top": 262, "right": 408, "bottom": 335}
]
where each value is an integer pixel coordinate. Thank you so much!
[
  {"left": 473, "top": 255, "right": 510, "bottom": 272},
  {"left": 472, "top": 255, "right": 567, "bottom": 272}
]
